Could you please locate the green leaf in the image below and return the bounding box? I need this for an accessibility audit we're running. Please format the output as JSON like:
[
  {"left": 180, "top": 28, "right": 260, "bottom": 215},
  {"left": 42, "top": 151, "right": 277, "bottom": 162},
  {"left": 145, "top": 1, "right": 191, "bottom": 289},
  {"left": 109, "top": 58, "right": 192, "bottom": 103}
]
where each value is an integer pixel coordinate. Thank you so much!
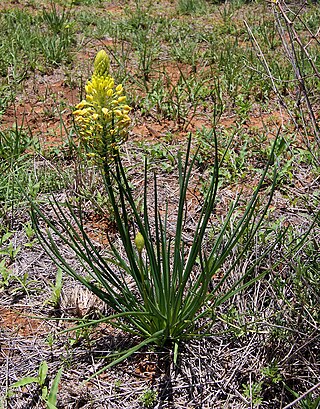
[
  {"left": 86, "top": 330, "right": 165, "bottom": 382},
  {"left": 41, "top": 385, "right": 48, "bottom": 400},
  {"left": 0, "top": 232, "right": 13, "bottom": 245},
  {"left": 38, "top": 361, "right": 48, "bottom": 386},
  {"left": 10, "top": 376, "right": 39, "bottom": 388},
  {"left": 46, "top": 402, "right": 58, "bottom": 409},
  {"left": 47, "top": 367, "right": 63, "bottom": 407}
]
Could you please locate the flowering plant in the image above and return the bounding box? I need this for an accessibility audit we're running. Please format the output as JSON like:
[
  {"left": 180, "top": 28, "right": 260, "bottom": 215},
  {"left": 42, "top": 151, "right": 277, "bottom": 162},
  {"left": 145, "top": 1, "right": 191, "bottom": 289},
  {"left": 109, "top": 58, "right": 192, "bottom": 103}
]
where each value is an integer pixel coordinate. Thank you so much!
[
  {"left": 73, "top": 50, "right": 131, "bottom": 160},
  {"left": 31, "top": 51, "right": 281, "bottom": 374}
]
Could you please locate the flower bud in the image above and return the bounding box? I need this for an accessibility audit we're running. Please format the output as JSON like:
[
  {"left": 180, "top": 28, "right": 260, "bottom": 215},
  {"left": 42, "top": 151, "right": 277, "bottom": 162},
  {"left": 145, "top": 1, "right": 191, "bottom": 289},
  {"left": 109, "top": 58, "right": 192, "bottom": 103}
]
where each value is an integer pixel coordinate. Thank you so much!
[
  {"left": 85, "top": 83, "right": 93, "bottom": 94},
  {"left": 134, "top": 232, "right": 145, "bottom": 254},
  {"left": 93, "top": 50, "right": 110, "bottom": 78},
  {"left": 106, "top": 89, "right": 113, "bottom": 97},
  {"left": 117, "top": 96, "right": 126, "bottom": 103}
]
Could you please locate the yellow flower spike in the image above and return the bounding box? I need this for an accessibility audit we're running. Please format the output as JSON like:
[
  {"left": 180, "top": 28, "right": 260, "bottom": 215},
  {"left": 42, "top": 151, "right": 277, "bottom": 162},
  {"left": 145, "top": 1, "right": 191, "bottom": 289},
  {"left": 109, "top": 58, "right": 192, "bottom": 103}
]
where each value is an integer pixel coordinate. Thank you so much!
[
  {"left": 73, "top": 50, "right": 132, "bottom": 161},
  {"left": 93, "top": 50, "right": 110, "bottom": 78}
]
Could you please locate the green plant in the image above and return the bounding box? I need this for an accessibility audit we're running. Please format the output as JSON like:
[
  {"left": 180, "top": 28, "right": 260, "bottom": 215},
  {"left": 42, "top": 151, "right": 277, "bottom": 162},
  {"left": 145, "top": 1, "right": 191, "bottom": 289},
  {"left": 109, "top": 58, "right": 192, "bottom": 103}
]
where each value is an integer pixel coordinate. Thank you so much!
[
  {"left": 10, "top": 361, "right": 63, "bottom": 409},
  {"left": 242, "top": 381, "right": 263, "bottom": 406},
  {"left": 0, "top": 124, "right": 33, "bottom": 160},
  {"left": 0, "top": 231, "right": 20, "bottom": 262},
  {"left": 23, "top": 221, "right": 35, "bottom": 240},
  {"left": 13, "top": 272, "right": 39, "bottom": 296},
  {"left": 235, "top": 93, "right": 252, "bottom": 124},
  {"left": 46, "top": 268, "right": 63, "bottom": 308},
  {"left": 32, "top": 131, "right": 281, "bottom": 366},
  {"left": 138, "top": 141, "right": 176, "bottom": 173},
  {"left": 0, "top": 230, "right": 38, "bottom": 293},
  {"left": 131, "top": 22, "right": 160, "bottom": 87},
  {"left": 67, "top": 324, "right": 94, "bottom": 347},
  {"left": 0, "top": 7, "right": 74, "bottom": 77},
  {"left": 219, "top": 306, "right": 255, "bottom": 338},
  {"left": 138, "top": 67, "right": 210, "bottom": 128},
  {"left": 284, "top": 383, "right": 320, "bottom": 409},
  {"left": 39, "top": 31, "right": 74, "bottom": 67},
  {"left": 170, "top": 34, "right": 203, "bottom": 70},
  {"left": 0, "top": 259, "right": 13, "bottom": 289},
  {"left": 41, "top": 1, "right": 71, "bottom": 35},
  {"left": 30, "top": 50, "right": 282, "bottom": 376},
  {"left": 261, "top": 361, "right": 282, "bottom": 384},
  {"left": 177, "top": 0, "right": 207, "bottom": 15},
  {"left": 23, "top": 221, "right": 38, "bottom": 248},
  {"left": 139, "top": 388, "right": 157, "bottom": 408}
]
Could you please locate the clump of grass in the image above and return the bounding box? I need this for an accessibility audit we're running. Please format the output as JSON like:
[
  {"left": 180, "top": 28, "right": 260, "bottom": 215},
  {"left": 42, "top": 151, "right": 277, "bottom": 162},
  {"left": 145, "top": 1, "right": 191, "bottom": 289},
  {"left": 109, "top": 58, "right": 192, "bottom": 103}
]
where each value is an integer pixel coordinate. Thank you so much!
[{"left": 177, "top": 0, "right": 207, "bottom": 15}]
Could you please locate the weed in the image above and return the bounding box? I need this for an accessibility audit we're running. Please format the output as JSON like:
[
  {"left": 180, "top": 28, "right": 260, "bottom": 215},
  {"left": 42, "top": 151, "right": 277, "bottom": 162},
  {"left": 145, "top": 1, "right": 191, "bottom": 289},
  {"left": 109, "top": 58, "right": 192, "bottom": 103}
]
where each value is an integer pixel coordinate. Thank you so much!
[
  {"left": 139, "top": 388, "right": 157, "bottom": 408},
  {"left": 46, "top": 268, "right": 63, "bottom": 308},
  {"left": 284, "top": 383, "right": 320, "bottom": 409},
  {"left": 67, "top": 324, "right": 94, "bottom": 348},
  {"left": 132, "top": 27, "right": 160, "bottom": 87},
  {"left": 10, "top": 361, "right": 63, "bottom": 409},
  {"left": 0, "top": 124, "right": 33, "bottom": 161},
  {"left": 261, "top": 362, "right": 282, "bottom": 384},
  {"left": 41, "top": 1, "right": 71, "bottom": 35},
  {"left": 23, "top": 221, "right": 38, "bottom": 248},
  {"left": 0, "top": 231, "right": 20, "bottom": 262},
  {"left": 170, "top": 34, "right": 203, "bottom": 70},
  {"left": 138, "top": 141, "right": 176, "bottom": 173},
  {"left": 23, "top": 221, "right": 35, "bottom": 241},
  {"left": 0, "top": 259, "right": 13, "bottom": 289},
  {"left": 242, "top": 381, "right": 263, "bottom": 406},
  {"left": 177, "top": 0, "right": 207, "bottom": 15}
]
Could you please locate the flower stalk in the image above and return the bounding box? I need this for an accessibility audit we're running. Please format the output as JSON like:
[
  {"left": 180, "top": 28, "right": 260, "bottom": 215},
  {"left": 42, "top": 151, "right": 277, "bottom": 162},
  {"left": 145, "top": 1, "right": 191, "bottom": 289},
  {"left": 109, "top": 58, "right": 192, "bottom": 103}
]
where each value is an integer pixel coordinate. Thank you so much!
[{"left": 73, "top": 49, "right": 131, "bottom": 162}]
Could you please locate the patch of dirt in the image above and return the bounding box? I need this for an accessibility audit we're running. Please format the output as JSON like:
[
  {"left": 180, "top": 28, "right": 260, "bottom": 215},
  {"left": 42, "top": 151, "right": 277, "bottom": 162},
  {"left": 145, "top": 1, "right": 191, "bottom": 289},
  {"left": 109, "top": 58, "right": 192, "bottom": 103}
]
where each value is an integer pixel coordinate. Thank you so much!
[
  {"left": 0, "top": 0, "right": 39, "bottom": 13},
  {"left": 0, "top": 306, "right": 48, "bottom": 338},
  {"left": 83, "top": 213, "right": 115, "bottom": 245},
  {"left": 2, "top": 71, "right": 79, "bottom": 148}
]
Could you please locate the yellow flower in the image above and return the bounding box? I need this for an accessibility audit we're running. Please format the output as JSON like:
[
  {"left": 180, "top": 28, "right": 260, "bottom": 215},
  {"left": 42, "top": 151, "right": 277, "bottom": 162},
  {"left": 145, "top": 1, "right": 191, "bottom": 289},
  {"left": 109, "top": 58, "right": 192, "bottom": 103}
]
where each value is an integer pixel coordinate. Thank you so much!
[{"left": 73, "top": 50, "right": 132, "bottom": 161}]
